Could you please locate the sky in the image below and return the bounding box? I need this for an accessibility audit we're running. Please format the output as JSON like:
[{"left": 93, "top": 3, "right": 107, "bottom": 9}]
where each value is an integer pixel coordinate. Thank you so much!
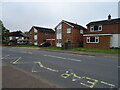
[{"left": 0, "top": 0, "right": 119, "bottom": 32}]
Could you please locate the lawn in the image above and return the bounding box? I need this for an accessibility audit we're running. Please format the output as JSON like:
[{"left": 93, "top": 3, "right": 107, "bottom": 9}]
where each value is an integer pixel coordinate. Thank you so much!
[
  {"left": 13, "top": 44, "right": 38, "bottom": 47},
  {"left": 70, "top": 48, "right": 120, "bottom": 54},
  {"left": 41, "top": 46, "right": 64, "bottom": 50}
]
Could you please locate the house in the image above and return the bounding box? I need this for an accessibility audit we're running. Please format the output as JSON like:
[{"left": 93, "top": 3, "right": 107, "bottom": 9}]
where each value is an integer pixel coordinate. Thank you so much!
[
  {"left": 9, "top": 31, "right": 29, "bottom": 45},
  {"left": 83, "top": 15, "right": 120, "bottom": 48},
  {"left": 29, "top": 26, "right": 55, "bottom": 46},
  {"left": 55, "top": 20, "right": 87, "bottom": 47}
]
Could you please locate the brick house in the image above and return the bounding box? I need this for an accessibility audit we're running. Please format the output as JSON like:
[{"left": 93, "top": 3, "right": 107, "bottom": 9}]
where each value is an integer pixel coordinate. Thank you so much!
[
  {"left": 29, "top": 26, "right": 55, "bottom": 46},
  {"left": 9, "top": 31, "right": 29, "bottom": 44},
  {"left": 83, "top": 15, "right": 120, "bottom": 49},
  {"left": 55, "top": 20, "right": 86, "bottom": 47}
]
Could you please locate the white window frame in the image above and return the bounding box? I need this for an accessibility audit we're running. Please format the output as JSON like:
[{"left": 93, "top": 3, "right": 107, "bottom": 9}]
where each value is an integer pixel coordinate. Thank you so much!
[
  {"left": 87, "top": 36, "right": 99, "bottom": 43},
  {"left": 57, "top": 29, "right": 61, "bottom": 34},
  {"left": 66, "top": 28, "right": 71, "bottom": 34},
  {"left": 9, "top": 37, "right": 12, "bottom": 40},
  {"left": 80, "top": 30, "right": 83, "bottom": 34},
  {"left": 90, "top": 25, "right": 102, "bottom": 32}
]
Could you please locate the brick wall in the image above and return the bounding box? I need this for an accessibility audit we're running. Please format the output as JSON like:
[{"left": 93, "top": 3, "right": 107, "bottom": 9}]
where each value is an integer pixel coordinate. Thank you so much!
[
  {"left": 62, "top": 22, "right": 83, "bottom": 45},
  {"left": 29, "top": 27, "right": 55, "bottom": 45},
  {"left": 83, "top": 35, "right": 111, "bottom": 49},
  {"left": 85, "top": 23, "right": 120, "bottom": 34}
]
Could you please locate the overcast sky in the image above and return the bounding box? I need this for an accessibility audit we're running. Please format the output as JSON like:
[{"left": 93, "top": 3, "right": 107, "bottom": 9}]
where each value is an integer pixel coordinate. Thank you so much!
[{"left": 1, "top": 1, "right": 119, "bottom": 32}]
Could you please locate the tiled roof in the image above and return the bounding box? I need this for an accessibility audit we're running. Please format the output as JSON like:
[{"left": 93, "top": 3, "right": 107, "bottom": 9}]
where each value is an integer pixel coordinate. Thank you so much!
[
  {"left": 86, "top": 18, "right": 120, "bottom": 26},
  {"left": 63, "top": 20, "right": 87, "bottom": 31},
  {"left": 9, "top": 32, "right": 28, "bottom": 37},
  {"left": 33, "top": 26, "right": 55, "bottom": 33}
]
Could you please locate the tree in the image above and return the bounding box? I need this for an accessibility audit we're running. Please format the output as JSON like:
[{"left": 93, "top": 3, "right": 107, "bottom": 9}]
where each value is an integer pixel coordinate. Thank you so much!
[{"left": 0, "top": 20, "right": 9, "bottom": 44}]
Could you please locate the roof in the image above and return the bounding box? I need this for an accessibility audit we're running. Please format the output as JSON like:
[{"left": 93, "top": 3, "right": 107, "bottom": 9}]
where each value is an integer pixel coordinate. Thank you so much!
[
  {"left": 63, "top": 20, "right": 87, "bottom": 30},
  {"left": 33, "top": 26, "right": 55, "bottom": 33},
  {"left": 86, "top": 18, "right": 120, "bottom": 26},
  {"left": 21, "top": 33, "right": 29, "bottom": 37},
  {"left": 9, "top": 32, "right": 28, "bottom": 37},
  {"left": 55, "top": 20, "right": 86, "bottom": 31}
]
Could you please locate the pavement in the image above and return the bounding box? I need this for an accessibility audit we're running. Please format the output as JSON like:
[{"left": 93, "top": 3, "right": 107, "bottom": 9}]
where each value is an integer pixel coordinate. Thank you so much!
[
  {"left": 14, "top": 47, "right": 118, "bottom": 58},
  {"left": 2, "top": 46, "right": 119, "bottom": 88},
  {"left": 2, "top": 62, "right": 56, "bottom": 88}
]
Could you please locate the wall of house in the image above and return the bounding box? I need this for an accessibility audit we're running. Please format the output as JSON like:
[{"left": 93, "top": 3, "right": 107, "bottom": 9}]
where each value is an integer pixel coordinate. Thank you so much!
[
  {"left": 29, "top": 28, "right": 34, "bottom": 44},
  {"left": 83, "top": 35, "right": 111, "bottom": 49},
  {"left": 86, "top": 23, "right": 120, "bottom": 34},
  {"left": 110, "top": 34, "right": 120, "bottom": 48},
  {"left": 37, "top": 32, "right": 55, "bottom": 45},
  {"left": 29, "top": 27, "right": 55, "bottom": 45},
  {"left": 83, "top": 23, "right": 120, "bottom": 48},
  {"left": 62, "top": 22, "right": 83, "bottom": 45}
]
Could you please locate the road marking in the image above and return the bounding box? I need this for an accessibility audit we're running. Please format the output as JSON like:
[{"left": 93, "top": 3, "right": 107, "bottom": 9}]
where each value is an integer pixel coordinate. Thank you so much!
[
  {"left": 31, "top": 61, "right": 59, "bottom": 72},
  {"left": 1, "top": 55, "right": 10, "bottom": 59},
  {"left": 61, "top": 70, "right": 115, "bottom": 88},
  {"left": 44, "top": 55, "right": 81, "bottom": 62},
  {"left": 11, "top": 57, "right": 21, "bottom": 64},
  {"left": 87, "top": 56, "right": 95, "bottom": 57},
  {"left": 118, "top": 66, "right": 120, "bottom": 68}
]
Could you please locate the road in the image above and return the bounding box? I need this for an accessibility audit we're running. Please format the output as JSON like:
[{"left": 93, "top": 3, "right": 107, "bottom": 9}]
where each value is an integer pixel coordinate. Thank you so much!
[{"left": 2, "top": 47, "right": 118, "bottom": 88}]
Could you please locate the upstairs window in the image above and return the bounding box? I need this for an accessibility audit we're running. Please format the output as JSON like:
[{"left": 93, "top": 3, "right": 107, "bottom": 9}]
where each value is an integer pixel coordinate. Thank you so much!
[
  {"left": 66, "top": 28, "right": 71, "bottom": 34},
  {"left": 90, "top": 25, "right": 102, "bottom": 32},
  {"left": 45, "top": 32, "right": 49, "bottom": 35},
  {"left": 87, "top": 36, "right": 99, "bottom": 43},
  {"left": 29, "top": 33, "right": 32, "bottom": 36},
  {"left": 34, "top": 32, "right": 37, "bottom": 35},
  {"left": 80, "top": 30, "right": 83, "bottom": 34},
  {"left": 57, "top": 29, "right": 61, "bottom": 34}
]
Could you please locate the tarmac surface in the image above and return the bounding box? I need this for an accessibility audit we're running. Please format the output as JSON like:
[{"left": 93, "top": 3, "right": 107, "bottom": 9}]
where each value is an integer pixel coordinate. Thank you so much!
[{"left": 2, "top": 46, "right": 119, "bottom": 88}]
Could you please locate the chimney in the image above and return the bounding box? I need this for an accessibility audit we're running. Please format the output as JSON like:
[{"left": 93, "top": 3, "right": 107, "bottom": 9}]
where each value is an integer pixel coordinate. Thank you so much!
[{"left": 108, "top": 14, "right": 111, "bottom": 20}]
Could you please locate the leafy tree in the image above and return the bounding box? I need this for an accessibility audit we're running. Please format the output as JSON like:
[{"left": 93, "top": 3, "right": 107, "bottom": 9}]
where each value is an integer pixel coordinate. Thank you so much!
[{"left": 0, "top": 20, "right": 9, "bottom": 44}]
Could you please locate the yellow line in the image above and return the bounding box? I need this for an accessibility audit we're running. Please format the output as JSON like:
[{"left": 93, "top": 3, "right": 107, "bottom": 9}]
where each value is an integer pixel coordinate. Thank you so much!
[
  {"left": 1, "top": 55, "right": 10, "bottom": 59},
  {"left": 11, "top": 57, "right": 21, "bottom": 64}
]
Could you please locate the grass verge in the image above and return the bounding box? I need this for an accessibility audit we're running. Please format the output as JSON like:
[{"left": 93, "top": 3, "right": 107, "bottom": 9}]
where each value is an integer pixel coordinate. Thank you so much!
[
  {"left": 13, "top": 44, "right": 38, "bottom": 47},
  {"left": 41, "top": 46, "right": 64, "bottom": 50},
  {"left": 70, "top": 48, "right": 120, "bottom": 54}
]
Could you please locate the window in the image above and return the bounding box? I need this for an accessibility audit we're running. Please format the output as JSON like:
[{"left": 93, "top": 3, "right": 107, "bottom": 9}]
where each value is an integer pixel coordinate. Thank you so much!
[
  {"left": 80, "top": 30, "right": 83, "bottom": 34},
  {"left": 66, "top": 39, "right": 71, "bottom": 43},
  {"left": 66, "top": 28, "right": 71, "bottom": 34},
  {"left": 57, "top": 29, "right": 61, "bottom": 34},
  {"left": 87, "top": 37, "right": 99, "bottom": 43},
  {"left": 29, "top": 33, "right": 32, "bottom": 36},
  {"left": 45, "top": 32, "right": 49, "bottom": 35},
  {"left": 57, "top": 39, "right": 62, "bottom": 43},
  {"left": 90, "top": 25, "right": 102, "bottom": 32},
  {"left": 34, "top": 32, "right": 37, "bottom": 35}
]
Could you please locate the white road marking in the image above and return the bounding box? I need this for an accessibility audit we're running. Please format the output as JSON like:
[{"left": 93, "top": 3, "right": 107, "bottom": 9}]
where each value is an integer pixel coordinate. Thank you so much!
[
  {"left": 19, "top": 51, "right": 33, "bottom": 54},
  {"left": 58, "top": 53, "right": 95, "bottom": 58},
  {"left": 44, "top": 55, "right": 81, "bottom": 62},
  {"left": 87, "top": 55, "right": 95, "bottom": 57},
  {"left": 118, "top": 66, "right": 120, "bottom": 68}
]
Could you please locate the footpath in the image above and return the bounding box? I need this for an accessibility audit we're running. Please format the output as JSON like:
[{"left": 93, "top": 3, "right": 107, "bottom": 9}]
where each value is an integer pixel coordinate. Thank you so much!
[{"left": 2, "top": 62, "right": 56, "bottom": 88}]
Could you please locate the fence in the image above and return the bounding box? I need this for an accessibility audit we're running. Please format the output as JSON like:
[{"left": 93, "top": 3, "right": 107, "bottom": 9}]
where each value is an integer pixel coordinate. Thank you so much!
[{"left": 63, "top": 43, "right": 82, "bottom": 49}]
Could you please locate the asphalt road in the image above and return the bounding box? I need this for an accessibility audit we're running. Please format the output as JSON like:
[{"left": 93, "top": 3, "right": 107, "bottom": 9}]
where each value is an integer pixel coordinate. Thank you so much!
[{"left": 2, "top": 47, "right": 118, "bottom": 88}]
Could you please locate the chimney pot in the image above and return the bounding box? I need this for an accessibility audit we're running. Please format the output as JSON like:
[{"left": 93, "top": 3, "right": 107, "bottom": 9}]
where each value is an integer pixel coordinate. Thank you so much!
[{"left": 108, "top": 14, "right": 111, "bottom": 20}]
